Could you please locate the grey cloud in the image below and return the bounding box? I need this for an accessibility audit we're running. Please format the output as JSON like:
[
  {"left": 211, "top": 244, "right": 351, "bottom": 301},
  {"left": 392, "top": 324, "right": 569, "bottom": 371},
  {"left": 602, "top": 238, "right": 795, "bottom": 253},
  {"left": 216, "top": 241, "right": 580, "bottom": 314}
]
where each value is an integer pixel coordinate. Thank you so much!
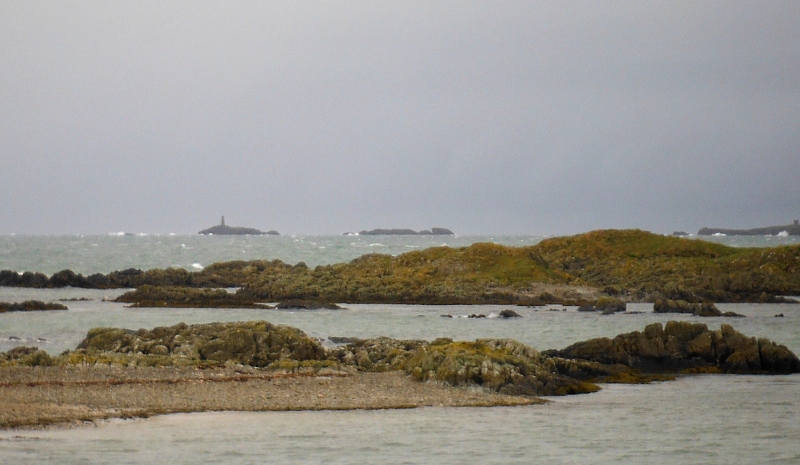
[{"left": 1, "top": 1, "right": 798, "bottom": 235}]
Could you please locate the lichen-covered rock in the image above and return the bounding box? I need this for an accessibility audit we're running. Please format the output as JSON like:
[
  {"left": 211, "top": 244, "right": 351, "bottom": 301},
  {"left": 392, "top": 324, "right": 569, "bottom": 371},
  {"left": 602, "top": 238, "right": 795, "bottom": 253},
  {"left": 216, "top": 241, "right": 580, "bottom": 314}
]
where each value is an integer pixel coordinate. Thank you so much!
[
  {"left": 330, "top": 337, "right": 599, "bottom": 396},
  {"left": 0, "top": 346, "right": 54, "bottom": 366}
]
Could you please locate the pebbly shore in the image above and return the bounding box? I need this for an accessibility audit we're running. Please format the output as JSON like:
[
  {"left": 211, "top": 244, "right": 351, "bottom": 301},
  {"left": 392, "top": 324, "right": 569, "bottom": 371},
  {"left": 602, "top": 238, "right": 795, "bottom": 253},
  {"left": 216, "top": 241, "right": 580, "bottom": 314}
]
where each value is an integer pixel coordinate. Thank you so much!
[{"left": 0, "top": 366, "right": 538, "bottom": 430}]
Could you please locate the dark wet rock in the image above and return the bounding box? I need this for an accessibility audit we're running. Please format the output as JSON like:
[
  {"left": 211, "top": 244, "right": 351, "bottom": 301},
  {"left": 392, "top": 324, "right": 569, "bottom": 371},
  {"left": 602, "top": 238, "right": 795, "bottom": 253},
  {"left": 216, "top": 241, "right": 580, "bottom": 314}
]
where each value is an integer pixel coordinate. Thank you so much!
[
  {"left": 275, "top": 300, "right": 342, "bottom": 310},
  {"left": 653, "top": 299, "right": 744, "bottom": 317},
  {"left": 468, "top": 314, "right": 487, "bottom": 318},
  {"left": 328, "top": 336, "right": 361, "bottom": 344},
  {"left": 499, "top": 309, "right": 522, "bottom": 318},
  {"left": 113, "top": 285, "right": 269, "bottom": 308},
  {"left": 76, "top": 321, "right": 326, "bottom": 367},
  {"left": 543, "top": 321, "right": 800, "bottom": 374},
  {"left": 0, "top": 301, "right": 68, "bottom": 313}
]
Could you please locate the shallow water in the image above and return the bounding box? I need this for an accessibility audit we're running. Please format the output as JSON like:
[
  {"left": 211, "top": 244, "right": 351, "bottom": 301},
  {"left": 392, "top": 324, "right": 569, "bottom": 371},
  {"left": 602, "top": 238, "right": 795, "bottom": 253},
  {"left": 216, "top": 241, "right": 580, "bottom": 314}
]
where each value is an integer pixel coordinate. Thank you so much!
[
  {"left": 1, "top": 375, "right": 798, "bottom": 464},
  {"left": 1, "top": 286, "right": 798, "bottom": 356},
  {"left": 1, "top": 233, "right": 797, "bottom": 275}
]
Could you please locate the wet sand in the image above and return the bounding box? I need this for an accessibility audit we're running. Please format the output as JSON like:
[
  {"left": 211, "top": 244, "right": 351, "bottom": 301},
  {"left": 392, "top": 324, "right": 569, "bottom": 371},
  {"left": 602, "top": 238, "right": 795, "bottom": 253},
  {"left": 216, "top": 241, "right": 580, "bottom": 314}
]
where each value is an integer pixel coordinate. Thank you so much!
[{"left": 0, "top": 366, "right": 541, "bottom": 429}]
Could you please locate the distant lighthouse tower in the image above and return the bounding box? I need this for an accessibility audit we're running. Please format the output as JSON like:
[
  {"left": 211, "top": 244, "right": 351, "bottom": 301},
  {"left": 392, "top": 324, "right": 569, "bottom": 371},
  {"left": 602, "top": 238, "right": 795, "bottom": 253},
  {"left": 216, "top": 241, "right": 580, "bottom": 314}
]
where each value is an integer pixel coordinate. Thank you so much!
[{"left": 221, "top": 216, "right": 225, "bottom": 226}]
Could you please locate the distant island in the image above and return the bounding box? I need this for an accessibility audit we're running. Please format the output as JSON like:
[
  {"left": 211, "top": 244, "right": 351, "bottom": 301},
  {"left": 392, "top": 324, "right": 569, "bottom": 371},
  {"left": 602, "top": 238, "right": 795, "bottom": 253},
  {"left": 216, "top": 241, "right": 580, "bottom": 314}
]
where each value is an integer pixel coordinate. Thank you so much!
[
  {"left": 698, "top": 220, "right": 799, "bottom": 236},
  {"left": 198, "top": 217, "right": 279, "bottom": 236},
  {"left": 355, "top": 227, "right": 454, "bottom": 236}
]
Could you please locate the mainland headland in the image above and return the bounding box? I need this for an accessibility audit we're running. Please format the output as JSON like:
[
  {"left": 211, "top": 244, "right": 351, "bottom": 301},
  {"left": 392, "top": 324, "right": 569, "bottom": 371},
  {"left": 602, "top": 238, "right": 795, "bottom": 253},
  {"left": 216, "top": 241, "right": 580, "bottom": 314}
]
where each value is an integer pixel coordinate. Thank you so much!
[
  {"left": 2, "top": 229, "right": 799, "bottom": 305},
  {"left": 1, "top": 319, "right": 798, "bottom": 428},
  {"left": 698, "top": 219, "right": 800, "bottom": 236}
]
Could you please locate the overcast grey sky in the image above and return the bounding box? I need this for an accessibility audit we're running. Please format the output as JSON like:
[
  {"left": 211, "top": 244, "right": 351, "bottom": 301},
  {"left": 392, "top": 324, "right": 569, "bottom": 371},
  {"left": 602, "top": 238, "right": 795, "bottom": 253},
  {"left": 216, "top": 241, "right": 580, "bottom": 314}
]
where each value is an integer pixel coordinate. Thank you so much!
[{"left": 1, "top": 1, "right": 798, "bottom": 235}]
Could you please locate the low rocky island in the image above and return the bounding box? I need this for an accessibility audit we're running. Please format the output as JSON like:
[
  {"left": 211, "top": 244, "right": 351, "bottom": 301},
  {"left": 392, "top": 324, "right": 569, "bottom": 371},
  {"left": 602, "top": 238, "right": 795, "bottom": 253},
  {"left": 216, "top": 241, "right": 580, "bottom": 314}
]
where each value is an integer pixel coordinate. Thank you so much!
[
  {"left": 2, "top": 229, "right": 799, "bottom": 305},
  {"left": 698, "top": 220, "right": 800, "bottom": 236},
  {"left": 198, "top": 216, "right": 279, "bottom": 236},
  {"left": 1, "top": 319, "right": 797, "bottom": 428},
  {"left": 357, "top": 227, "right": 454, "bottom": 236}
]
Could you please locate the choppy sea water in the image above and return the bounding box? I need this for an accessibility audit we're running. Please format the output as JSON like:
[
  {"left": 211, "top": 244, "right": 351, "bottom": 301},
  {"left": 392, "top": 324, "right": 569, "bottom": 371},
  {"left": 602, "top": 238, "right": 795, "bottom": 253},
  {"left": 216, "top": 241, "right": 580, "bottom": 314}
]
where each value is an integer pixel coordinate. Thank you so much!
[
  {"left": 0, "top": 233, "right": 799, "bottom": 463},
  {"left": 1, "top": 233, "right": 798, "bottom": 275}
]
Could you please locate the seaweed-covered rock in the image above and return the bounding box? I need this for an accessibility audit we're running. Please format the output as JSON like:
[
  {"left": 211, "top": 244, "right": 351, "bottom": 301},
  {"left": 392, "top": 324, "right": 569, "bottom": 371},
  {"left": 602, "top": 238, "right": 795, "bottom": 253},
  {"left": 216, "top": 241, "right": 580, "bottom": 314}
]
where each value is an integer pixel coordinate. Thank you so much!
[
  {"left": 276, "top": 300, "right": 342, "bottom": 310},
  {"left": 76, "top": 321, "right": 326, "bottom": 367},
  {"left": 544, "top": 321, "right": 800, "bottom": 374},
  {"left": 0, "top": 300, "right": 68, "bottom": 313},
  {"left": 114, "top": 285, "right": 268, "bottom": 308}
]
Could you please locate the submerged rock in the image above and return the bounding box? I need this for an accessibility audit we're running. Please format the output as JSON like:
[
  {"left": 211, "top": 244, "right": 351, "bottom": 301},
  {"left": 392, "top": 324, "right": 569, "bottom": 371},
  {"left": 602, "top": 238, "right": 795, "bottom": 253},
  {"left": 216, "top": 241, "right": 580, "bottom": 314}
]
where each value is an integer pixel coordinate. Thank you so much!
[{"left": 498, "top": 309, "right": 522, "bottom": 318}]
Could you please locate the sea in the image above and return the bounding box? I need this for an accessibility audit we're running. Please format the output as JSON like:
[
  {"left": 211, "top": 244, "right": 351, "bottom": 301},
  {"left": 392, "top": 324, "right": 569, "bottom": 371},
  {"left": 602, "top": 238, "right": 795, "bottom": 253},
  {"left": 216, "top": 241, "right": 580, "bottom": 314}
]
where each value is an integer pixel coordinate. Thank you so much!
[{"left": 1, "top": 233, "right": 799, "bottom": 464}]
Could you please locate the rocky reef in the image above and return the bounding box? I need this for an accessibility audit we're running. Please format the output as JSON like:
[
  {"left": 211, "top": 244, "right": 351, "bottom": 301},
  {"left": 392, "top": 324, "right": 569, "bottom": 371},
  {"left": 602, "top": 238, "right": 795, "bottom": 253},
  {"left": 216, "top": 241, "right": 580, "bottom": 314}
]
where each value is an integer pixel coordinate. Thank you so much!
[
  {"left": 0, "top": 300, "right": 67, "bottom": 313},
  {"left": 113, "top": 285, "right": 270, "bottom": 308},
  {"left": 653, "top": 299, "right": 745, "bottom": 317},
  {"left": 3, "top": 320, "right": 797, "bottom": 399},
  {"left": 358, "top": 228, "right": 454, "bottom": 235}
]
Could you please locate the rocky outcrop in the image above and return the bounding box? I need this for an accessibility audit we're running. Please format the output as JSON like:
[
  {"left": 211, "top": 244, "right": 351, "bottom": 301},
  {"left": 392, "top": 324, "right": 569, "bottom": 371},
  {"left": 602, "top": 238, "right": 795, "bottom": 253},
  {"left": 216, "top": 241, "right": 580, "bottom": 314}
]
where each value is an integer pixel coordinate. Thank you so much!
[
  {"left": 0, "top": 300, "right": 67, "bottom": 313},
  {"left": 76, "top": 321, "right": 326, "bottom": 366},
  {"left": 653, "top": 299, "right": 745, "bottom": 317},
  {"left": 328, "top": 337, "right": 600, "bottom": 396},
  {"left": 543, "top": 321, "right": 800, "bottom": 374},
  {"left": 6, "top": 320, "right": 797, "bottom": 400},
  {"left": 577, "top": 297, "right": 626, "bottom": 314},
  {"left": 358, "top": 228, "right": 454, "bottom": 235},
  {"left": 498, "top": 309, "right": 522, "bottom": 318},
  {"left": 276, "top": 300, "right": 342, "bottom": 310}
]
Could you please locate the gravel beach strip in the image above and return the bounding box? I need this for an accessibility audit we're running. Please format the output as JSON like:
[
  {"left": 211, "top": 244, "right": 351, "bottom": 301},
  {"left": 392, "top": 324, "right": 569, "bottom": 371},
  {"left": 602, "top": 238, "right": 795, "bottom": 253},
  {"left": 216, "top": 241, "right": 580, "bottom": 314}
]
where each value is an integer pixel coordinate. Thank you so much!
[{"left": 0, "top": 366, "right": 541, "bottom": 429}]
